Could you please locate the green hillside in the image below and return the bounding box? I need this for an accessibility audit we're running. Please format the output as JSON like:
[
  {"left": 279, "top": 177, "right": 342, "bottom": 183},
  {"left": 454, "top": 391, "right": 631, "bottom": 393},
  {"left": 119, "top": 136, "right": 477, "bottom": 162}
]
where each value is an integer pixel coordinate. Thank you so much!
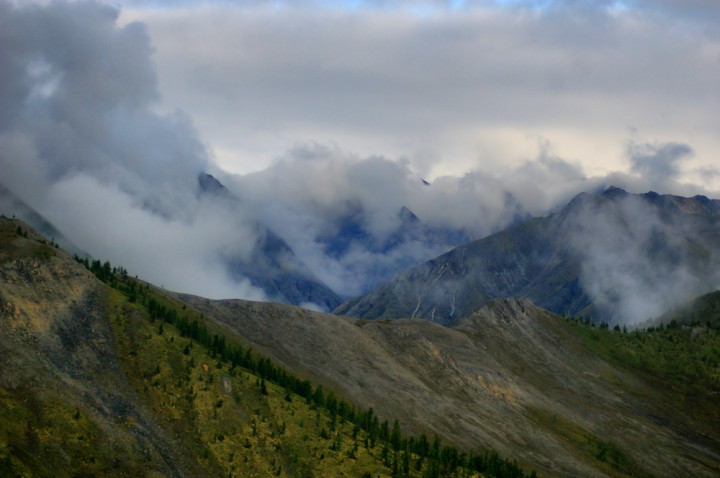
[
  {"left": 0, "top": 217, "right": 531, "bottom": 478},
  {"left": 566, "top": 316, "right": 720, "bottom": 394},
  {"left": 3, "top": 214, "right": 720, "bottom": 478}
]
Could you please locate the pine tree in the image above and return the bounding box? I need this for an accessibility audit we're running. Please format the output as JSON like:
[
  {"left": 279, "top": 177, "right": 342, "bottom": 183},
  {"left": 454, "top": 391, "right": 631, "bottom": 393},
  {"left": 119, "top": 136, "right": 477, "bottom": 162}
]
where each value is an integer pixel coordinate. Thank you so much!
[{"left": 391, "top": 419, "right": 402, "bottom": 451}]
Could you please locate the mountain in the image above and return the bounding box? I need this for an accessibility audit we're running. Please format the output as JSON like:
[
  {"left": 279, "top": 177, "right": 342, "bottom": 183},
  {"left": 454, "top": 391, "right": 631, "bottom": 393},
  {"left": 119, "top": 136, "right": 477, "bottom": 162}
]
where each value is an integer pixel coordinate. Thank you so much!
[
  {"left": 3, "top": 214, "right": 720, "bottom": 477},
  {"left": 2, "top": 216, "right": 531, "bottom": 477},
  {"left": 0, "top": 217, "right": 203, "bottom": 476},
  {"left": 647, "top": 289, "right": 720, "bottom": 329},
  {"left": 320, "top": 205, "right": 469, "bottom": 261},
  {"left": 180, "top": 293, "right": 720, "bottom": 478},
  {"left": 336, "top": 187, "right": 720, "bottom": 324},
  {"left": 198, "top": 174, "right": 342, "bottom": 311},
  {"left": 314, "top": 202, "right": 471, "bottom": 293}
]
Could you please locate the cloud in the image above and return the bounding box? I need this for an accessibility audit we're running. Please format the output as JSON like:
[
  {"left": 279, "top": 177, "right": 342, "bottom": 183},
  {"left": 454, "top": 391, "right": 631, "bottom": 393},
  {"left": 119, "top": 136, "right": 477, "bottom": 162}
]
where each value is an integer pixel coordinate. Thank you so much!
[
  {"left": 43, "top": 173, "right": 266, "bottom": 300},
  {"left": 223, "top": 135, "right": 718, "bottom": 302},
  {"left": 3, "top": 0, "right": 720, "bottom": 316},
  {"left": 567, "top": 191, "right": 720, "bottom": 323},
  {"left": 223, "top": 141, "right": 599, "bottom": 297},
  {"left": 0, "top": 1, "right": 266, "bottom": 300},
  {"left": 0, "top": 1, "right": 211, "bottom": 216},
  {"left": 119, "top": 0, "right": 720, "bottom": 183}
]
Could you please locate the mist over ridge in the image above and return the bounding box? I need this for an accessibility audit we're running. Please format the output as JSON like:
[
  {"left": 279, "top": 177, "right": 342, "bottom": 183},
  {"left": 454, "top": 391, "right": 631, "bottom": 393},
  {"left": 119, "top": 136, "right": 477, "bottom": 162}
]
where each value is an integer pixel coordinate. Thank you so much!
[
  {"left": 338, "top": 187, "right": 720, "bottom": 324},
  {"left": 1, "top": 1, "right": 719, "bottom": 317}
]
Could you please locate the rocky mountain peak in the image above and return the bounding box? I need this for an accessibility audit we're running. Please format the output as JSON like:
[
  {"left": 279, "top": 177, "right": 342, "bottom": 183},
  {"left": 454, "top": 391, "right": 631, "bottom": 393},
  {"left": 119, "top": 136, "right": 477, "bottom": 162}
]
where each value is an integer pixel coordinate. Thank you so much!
[
  {"left": 338, "top": 187, "right": 720, "bottom": 325},
  {"left": 197, "top": 172, "right": 232, "bottom": 198}
]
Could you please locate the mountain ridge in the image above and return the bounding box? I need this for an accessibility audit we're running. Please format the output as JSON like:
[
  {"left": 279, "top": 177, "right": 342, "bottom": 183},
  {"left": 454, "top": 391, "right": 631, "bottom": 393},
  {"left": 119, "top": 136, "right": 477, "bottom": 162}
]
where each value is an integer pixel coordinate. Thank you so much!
[
  {"left": 336, "top": 186, "right": 720, "bottom": 324},
  {"left": 4, "top": 216, "right": 534, "bottom": 477},
  {"left": 182, "top": 291, "right": 720, "bottom": 477}
]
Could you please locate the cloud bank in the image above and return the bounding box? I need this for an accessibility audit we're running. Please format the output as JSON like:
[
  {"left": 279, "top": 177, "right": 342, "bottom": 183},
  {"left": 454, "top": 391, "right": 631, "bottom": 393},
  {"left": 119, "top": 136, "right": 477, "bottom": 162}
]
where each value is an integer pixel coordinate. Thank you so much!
[
  {"left": 121, "top": 0, "right": 720, "bottom": 184},
  {"left": 566, "top": 190, "right": 720, "bottom": 323},
  {"left": 0, "top": 0, "right": 265, "bottom": 299}
]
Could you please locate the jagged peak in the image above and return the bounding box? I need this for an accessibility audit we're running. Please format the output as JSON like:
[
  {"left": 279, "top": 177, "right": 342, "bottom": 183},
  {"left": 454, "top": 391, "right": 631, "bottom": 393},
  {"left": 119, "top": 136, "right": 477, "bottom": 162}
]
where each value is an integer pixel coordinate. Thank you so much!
[
  {"left": 601, "top": 185, "right": 628, "bottom": 198},
  {"left": 398, "top": 206, "right": 421, "bottom": 224},
  {"left": 198, "top": 173, "right": 226, "bottom": 194}
]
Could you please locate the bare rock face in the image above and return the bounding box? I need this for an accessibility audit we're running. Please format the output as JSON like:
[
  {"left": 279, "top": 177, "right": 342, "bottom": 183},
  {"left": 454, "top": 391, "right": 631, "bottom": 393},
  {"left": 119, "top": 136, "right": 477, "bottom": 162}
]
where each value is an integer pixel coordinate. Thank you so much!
[{"left": 337, "top": 187, "right": 720, "bottom": 325}]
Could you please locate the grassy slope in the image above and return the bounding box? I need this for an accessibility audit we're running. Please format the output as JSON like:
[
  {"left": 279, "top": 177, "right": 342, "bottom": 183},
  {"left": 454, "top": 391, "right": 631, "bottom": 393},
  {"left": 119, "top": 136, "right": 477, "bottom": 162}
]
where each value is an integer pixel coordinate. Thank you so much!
[
  {"left": 0, "top": 217, "right": 531, "bottom": 477},
  {"left": 1, "top": 289, "right": 399, "bottom": 477},
  {"left": 0, "top": 220, "right": 178, "bottom": 477},
  {"left": 567, "top": 320, "right": 720, "bottom": 393},
  {"left": 107, "top": 288, "right": 401, "bottom": 478},
  {"left": 517, "top": 309, "right": 720, "bottom": 478},
  {"left": 0, "top": 218, "right": 397, "bottom": 477},
  {"left": 192, "top": 294, "right": 720, "bottom": 478},
  {"left": 560, "top": 315, "right": 720, "bottom": 440}
]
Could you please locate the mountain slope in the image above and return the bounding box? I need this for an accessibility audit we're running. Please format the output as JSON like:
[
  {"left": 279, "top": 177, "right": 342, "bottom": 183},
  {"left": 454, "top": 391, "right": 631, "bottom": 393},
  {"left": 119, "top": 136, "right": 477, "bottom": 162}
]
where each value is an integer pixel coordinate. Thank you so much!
[
  {"left": 0, "top": 216, "right": 532, "bottom": 478},
  {"left": 313, "top": 202, "right": 471, "bottom": 293},
  {"left": 336, "top": 187, "right": 720, "bottom": 324},
  {"left": 181, "top": 293, "right": 720, "bottom": 478},
  {"left": 0, "top": 218, "right": 199, "bottom": 476}
]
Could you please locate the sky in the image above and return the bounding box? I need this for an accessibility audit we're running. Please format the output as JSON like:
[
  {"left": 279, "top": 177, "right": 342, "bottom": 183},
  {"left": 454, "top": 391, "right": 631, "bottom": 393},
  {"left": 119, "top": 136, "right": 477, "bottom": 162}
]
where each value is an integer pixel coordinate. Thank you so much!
[
  {"left": 1, "top": 0, "right": 719, "bottom": 320},
  {"left": 114, "top": 0, "right": 720, "bottom": 186}
]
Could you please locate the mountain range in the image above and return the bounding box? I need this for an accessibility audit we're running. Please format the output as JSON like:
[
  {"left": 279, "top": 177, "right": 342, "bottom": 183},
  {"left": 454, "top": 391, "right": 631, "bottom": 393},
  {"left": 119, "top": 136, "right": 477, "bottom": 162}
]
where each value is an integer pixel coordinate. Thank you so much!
[
  {"left": 337, "top": 186, "right": 720, "bottom": 325},
  {"left": 5, "top": 174, "right": 720, "bottom": 325},
  {"left": 1, "top": 213, "right": 719, "bottom": 477}
]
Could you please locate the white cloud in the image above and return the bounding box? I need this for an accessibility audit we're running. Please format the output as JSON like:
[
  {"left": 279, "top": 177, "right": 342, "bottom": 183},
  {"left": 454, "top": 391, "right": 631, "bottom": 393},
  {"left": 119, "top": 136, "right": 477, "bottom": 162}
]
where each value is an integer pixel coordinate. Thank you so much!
[{"left": 43, "top": 173, "right": 266, "bottom": 300}]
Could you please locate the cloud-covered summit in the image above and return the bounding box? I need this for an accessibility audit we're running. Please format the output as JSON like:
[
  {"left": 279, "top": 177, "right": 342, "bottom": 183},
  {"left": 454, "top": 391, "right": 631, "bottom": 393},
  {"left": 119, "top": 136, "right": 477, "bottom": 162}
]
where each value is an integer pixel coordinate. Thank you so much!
[{"left": 338, "top": 186, "right": 720, "bottom": 324}]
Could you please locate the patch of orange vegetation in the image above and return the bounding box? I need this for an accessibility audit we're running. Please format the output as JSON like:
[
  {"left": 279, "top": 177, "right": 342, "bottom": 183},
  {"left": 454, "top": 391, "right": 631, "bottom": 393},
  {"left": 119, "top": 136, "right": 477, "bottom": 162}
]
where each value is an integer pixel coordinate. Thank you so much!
[{"left": 475, "top": 375, "right": 518, "bottom": 406}]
